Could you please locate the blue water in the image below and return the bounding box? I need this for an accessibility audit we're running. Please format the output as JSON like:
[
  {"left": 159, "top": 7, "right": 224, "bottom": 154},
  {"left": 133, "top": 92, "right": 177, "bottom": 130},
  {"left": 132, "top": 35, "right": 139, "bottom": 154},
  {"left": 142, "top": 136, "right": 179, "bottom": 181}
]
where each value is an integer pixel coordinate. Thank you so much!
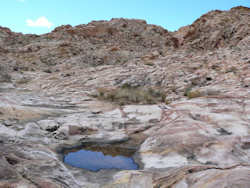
[{"left": 64, "top": 149, "right": 139, "bottom": 171}]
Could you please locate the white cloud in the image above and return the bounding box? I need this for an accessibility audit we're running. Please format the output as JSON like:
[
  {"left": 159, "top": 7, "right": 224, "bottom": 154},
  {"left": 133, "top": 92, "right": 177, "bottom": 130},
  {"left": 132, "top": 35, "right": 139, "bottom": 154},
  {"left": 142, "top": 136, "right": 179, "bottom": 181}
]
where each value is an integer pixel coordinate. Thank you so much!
[{"left": 26, "top": 16, "right": 53, "bottom": 28}]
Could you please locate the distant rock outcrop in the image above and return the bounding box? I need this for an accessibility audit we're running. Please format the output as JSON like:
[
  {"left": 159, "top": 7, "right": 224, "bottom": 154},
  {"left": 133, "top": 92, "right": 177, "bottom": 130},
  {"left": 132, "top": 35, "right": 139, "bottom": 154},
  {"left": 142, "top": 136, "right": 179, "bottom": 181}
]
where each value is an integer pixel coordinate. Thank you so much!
[{"left": 174, "top": 6, "right": 250, "bottom": 50}]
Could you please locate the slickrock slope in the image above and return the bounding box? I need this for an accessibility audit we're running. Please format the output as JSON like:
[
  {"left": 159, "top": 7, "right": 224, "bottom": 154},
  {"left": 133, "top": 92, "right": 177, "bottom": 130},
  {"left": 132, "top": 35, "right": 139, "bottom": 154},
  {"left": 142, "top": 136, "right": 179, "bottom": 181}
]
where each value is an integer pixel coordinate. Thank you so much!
[{"left": 0, "top": 6, "right": 249, "bottom": 188}]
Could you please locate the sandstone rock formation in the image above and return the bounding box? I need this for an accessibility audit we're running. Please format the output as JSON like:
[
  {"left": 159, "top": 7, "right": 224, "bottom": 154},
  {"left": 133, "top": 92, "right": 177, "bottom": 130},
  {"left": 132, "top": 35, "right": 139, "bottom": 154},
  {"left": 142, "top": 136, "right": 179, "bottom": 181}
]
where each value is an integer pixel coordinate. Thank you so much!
[{"left": 0, "top": 6, "right": 249, "bottom": 188}]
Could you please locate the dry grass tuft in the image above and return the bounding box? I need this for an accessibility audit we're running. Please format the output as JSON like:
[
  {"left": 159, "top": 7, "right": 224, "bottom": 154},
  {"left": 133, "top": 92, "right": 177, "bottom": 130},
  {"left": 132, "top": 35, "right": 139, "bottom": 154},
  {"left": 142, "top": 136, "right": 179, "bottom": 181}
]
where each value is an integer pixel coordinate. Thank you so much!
[{"left": 96, "top": 85, "right": 167, "bottom": 105}]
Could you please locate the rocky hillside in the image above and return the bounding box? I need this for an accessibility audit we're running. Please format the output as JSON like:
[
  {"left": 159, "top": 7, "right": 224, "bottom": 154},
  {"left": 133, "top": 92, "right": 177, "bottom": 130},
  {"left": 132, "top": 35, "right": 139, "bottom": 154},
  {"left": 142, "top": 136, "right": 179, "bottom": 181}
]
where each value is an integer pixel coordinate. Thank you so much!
[
  {"left": 0, "top": 6, "right": 249, "bottom": 188},
  {"left": 174, "top": 6, "right": 250, "bottom": 50}
]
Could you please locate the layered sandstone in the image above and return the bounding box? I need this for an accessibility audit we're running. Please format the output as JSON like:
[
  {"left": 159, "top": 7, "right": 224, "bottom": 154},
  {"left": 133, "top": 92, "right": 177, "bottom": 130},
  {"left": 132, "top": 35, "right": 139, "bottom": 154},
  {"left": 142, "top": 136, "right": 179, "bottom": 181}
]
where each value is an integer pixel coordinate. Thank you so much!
[{"left": 0, "top": 6, "right": 249, "bottom": 188}]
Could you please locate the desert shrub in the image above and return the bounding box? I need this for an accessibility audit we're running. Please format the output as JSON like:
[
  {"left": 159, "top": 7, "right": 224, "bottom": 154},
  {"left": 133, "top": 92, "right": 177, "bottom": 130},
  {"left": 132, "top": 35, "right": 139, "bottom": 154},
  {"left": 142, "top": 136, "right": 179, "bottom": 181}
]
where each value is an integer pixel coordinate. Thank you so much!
[
  {"left": 187, "top": 90, "right": 202, "bottom": 99},
  {"left": 96, "top": 85, "right": 166, "bottom": 105}
]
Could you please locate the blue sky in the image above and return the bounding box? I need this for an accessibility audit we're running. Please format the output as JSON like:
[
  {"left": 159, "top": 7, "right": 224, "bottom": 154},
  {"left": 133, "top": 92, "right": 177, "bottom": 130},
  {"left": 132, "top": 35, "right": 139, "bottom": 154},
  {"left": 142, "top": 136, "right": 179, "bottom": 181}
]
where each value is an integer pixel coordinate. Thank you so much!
[{"left": 1, "top": 0, "right": 249, "bottom": 34}]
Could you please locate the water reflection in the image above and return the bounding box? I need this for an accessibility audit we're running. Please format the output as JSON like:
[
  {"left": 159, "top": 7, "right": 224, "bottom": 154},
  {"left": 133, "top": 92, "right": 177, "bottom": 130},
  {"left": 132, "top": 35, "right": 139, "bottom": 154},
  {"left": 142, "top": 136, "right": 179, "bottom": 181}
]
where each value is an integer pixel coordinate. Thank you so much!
[{"left": 64, "top": 149, "right": 139, "bottom": 171}]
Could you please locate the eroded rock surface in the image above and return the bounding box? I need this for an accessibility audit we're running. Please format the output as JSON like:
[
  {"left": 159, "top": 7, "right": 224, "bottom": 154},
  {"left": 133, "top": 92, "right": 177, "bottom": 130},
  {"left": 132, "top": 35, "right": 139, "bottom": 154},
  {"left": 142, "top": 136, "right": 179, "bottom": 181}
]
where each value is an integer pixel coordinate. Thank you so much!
[{"left": 0, "top": 6, "right": 249, "bottom": 188}]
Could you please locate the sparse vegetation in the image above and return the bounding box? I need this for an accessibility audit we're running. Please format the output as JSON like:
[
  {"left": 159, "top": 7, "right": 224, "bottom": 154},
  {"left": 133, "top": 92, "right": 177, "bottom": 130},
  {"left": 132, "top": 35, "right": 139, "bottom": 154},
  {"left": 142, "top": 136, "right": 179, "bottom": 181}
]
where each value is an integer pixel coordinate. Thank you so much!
[
  {"left": 186, "top": 90, "right": 202, "bottom": 99},
  {"left": 184, "top": 86, "right": 203, "bottom": 99},
  {"left": 96, "top": 84, "right": 167, "bottom": 105}
]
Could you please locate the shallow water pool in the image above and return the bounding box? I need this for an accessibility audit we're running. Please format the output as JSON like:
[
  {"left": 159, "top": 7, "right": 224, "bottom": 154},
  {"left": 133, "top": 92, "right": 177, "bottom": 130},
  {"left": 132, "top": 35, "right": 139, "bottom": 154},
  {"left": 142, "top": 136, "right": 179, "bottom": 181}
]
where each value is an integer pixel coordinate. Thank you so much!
[{"left": 63, "top": 148, "right": 139, "bottom": 172}]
